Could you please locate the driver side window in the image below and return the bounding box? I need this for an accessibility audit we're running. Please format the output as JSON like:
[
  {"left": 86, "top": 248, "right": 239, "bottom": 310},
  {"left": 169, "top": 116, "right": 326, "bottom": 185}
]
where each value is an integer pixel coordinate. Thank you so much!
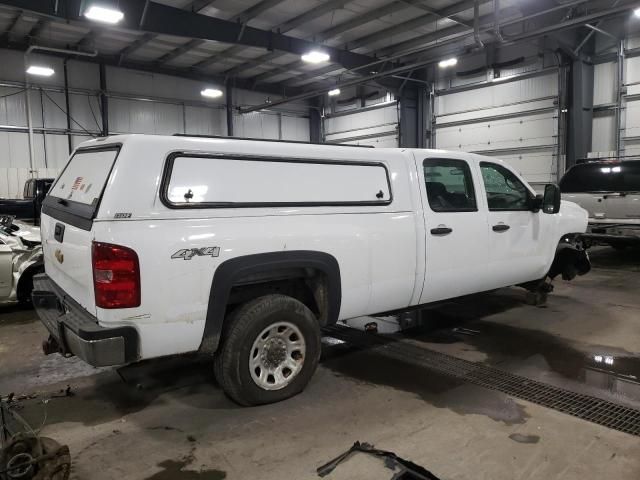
[{"left": 480, "top": 162, "right": 530, "bottom": 211}]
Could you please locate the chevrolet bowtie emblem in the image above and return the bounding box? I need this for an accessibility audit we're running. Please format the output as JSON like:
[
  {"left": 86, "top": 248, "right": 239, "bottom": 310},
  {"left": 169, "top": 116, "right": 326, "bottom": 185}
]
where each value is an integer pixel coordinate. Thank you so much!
[{"left": 54, "top": 249, "right": 64, "bottom": 264}]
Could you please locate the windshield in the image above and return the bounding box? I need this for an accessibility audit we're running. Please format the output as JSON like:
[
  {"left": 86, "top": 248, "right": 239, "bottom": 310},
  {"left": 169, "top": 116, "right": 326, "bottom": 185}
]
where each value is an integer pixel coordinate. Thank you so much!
[{"left": 559, "top": 161, "right": 640, "bottom": 193}]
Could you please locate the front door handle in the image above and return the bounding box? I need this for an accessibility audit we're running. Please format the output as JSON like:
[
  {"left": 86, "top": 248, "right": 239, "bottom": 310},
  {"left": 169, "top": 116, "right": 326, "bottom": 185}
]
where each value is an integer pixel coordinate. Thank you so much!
[
  {"left": 430, "top": 227, "right": 453, "bottom": 236},
  {"left": 492, "top": 224, "right": 510, "bottom": 232}
]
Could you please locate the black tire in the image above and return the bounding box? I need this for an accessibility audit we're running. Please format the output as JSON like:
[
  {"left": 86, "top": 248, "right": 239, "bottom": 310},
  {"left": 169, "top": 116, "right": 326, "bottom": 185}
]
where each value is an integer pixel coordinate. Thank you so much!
[
  {"left": 214, "top": 294, "right": 321, "bottom": 406},
  {"left": 16, "top": 271, "right": 37, "bottom": 306}
]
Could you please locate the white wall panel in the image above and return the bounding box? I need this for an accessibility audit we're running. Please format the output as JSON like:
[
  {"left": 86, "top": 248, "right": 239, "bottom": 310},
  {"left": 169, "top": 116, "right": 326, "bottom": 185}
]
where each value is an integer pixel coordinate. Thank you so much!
[
  {"left": 324, "top": 103, "right": 398, "bottom": 147},
  {"left": 41, "top": 91, "right": 68, "bottom": 129},
  {"left": 0, "top": 48, "right": 310, "bottom": 198},
  {"left": 592, "top": 112, "right": 616, "bottom": 153},
  {"left": 281, "top": 115, "right": 309, "bottom": 142},
  {"left": 624, "top": 99, "right": 640, "bottom": 140},
  {"left": 436, "top": 72, "right": 558, "bottom": 115},
  {"left": 434, "top": 71, "right": 559, "bottom": 183},
  {"left": 593, "top": 62, "right": 617, "bottom": 106},
  {"left": 480, "top": 150, "right": 557, "bottom": 185},
  {"left": 68, "top": 93, "right": 103, "bottom": 133},
  {"left": 437, "top": 112, "right": 556, "bottom": 152},
  {"left": 184, "top": 106, "right": 225, "bottom": 136},
  {"left": 0, "top": 87, "right": 27, "bottom": 126}
]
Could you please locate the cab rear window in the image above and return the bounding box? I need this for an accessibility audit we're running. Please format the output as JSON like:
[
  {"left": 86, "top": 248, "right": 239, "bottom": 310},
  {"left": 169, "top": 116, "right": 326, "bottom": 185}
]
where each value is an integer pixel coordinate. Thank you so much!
[{"left": 560, "top": 162, "right": 640, "bottom": 193}]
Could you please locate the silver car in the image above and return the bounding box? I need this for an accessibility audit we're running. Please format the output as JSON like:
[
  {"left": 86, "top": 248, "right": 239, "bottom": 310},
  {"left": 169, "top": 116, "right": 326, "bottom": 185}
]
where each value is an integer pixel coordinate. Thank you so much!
[
  {"left": 561, "top": 160, "right": 640, "bottom": 248},
  {"left": 0, "top": 216, "right": 44, "bottom": 304}
]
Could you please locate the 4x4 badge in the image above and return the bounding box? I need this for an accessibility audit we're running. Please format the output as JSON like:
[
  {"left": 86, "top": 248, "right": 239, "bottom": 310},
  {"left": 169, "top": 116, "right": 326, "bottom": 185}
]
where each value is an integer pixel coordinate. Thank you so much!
[{"left": 171, "top": 247, "right": 220, "bottom": 260}]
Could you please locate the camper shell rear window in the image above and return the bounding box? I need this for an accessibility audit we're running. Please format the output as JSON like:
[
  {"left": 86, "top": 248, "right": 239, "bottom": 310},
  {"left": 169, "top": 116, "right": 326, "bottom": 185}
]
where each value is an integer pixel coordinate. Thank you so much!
[
  {"left": 161, "top": 153, "right": 393, "bottom": 208},
  {"left": 42, "top": 145, "right": 120, "bottom": 230}
]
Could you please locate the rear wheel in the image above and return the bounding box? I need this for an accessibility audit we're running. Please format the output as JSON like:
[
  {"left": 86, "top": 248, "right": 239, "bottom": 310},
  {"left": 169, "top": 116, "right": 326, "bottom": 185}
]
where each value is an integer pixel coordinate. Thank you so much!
[{"left": 214, "top": 294, "right": 321, "bottom": 406}]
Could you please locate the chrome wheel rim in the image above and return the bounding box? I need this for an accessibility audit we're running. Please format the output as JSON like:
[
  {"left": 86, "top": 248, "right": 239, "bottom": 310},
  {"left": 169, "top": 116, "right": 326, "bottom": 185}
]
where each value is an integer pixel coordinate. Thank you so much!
[{"left": 249, "top": 321, "right": 306, "bottom": 391}]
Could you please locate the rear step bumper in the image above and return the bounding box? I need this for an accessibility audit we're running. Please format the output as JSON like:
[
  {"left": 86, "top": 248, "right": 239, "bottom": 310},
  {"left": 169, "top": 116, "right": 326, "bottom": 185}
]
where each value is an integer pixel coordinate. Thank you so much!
[{"left": 31, "top": 274, "right": 139, "bottom": 367}]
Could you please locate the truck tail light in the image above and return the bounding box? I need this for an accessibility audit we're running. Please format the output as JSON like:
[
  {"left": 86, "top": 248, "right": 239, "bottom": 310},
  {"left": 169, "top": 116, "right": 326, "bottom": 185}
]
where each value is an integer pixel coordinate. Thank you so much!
[{"left": 92, "top": 242, "right": 141, "bottom": 309}]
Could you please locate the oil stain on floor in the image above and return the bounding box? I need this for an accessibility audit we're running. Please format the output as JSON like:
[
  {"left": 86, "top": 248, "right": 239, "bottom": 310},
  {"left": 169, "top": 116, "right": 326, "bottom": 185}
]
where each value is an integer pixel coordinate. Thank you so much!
[
  {"left": 508, "top": 433, "right": 540, "bottom": 444},
  {"left": 144, "top": 460, "right": 226, "bottom": 480}
]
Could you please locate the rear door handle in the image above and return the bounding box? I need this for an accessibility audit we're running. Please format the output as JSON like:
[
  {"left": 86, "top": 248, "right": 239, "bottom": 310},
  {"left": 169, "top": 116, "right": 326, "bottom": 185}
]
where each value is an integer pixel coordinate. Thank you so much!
[
  {"left": 430, "top": 227, "right": 453, "bottom": 236},
  {"left": 492, "top": 224, "right": 510, "bottom": 232}
]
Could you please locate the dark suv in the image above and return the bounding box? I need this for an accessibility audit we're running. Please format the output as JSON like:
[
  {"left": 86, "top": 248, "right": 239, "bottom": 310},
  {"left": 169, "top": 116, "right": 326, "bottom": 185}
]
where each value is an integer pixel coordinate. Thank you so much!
[{"left": 560, "top": 160, "right": 640, "bottom": 248}]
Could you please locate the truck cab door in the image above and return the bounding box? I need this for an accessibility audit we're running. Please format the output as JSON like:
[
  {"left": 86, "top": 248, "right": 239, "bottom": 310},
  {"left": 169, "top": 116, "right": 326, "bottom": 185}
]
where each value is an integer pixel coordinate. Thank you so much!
[
  {"left": 0, "top": 240, "right": 13, "bottom": 298},
  {"left": 416, "top": 154, "right": 489, "bottom": 303},
  {"left": 478, "top": 161, "right": 551, "bottom": 286}
]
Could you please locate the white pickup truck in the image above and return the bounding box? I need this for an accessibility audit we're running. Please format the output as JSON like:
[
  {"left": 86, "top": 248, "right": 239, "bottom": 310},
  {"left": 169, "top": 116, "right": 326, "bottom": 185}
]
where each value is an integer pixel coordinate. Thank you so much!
[{"left": 33, "top": 135, "right": 589, "bottom": 405}]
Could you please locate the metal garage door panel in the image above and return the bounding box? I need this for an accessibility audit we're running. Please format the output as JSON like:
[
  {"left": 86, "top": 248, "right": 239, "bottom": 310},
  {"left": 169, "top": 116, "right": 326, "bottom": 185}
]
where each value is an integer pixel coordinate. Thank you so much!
[{"left": 436, "top": 112, "right": 556, "bottom": 153}]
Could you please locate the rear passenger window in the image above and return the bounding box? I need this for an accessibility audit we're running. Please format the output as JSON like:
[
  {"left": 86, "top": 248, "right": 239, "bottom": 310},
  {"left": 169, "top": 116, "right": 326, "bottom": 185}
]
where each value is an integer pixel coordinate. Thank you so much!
[
  {"left": 423, "top": 158, "right": 477, "bottom": 212},
  {"left": 163, "top": 154, "right": 392, "bottom": 207}
]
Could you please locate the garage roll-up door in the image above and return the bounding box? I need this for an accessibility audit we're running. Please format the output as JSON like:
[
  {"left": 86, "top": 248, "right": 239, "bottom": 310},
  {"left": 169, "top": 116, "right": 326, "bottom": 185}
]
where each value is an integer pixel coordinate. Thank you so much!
[
  {"left": 324, "top": 102, "right": 399, "bottom": 147},
  {"left": 434, "top": 71, "right": 560, "bottom": 187}
]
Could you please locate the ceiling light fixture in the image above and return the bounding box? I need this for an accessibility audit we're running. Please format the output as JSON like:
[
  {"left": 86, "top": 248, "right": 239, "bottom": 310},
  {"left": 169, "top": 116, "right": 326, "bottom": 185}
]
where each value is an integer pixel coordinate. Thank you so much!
[
  {"left": 328, "top": 88, "right": 340, "bottom": 96},
  {"left": 84, "top": 5, "right": 124, "bottom": 24},
  {"left": 301, "top": 50, "right": 330, "bottom": 64},
  {"left": 438, "top": 58, "right": 458, "bottom": 68},
  {"left": 26, "top": 65, "right": 54, "bottom": 77},
  {"left": 635, "top": 7, "right": 640, "bottom": 18},
  {"left": 201, "top": 88, "right": 223, "bottom": 98}
]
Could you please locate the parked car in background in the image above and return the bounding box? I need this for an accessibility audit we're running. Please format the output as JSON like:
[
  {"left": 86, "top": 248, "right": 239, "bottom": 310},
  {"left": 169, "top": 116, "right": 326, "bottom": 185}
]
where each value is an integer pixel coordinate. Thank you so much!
[
  {"left": 32, "top": 135, "right": 589, "bottom": 405},
  {"left": 0, "top": 178, "right": 54, "bottom": 225},
  {"left": 560, "top": 159, "right": 640, "bottom": 248},
  {"left": 0, "top": 215, "right": 43, "bottom": 304}
]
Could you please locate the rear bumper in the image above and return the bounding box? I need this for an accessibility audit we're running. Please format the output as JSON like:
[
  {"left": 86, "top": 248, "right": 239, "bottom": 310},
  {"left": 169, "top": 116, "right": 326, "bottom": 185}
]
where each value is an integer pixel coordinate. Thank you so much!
[{"left": 31, "top": 274, "right": 139, "bottom": 367}]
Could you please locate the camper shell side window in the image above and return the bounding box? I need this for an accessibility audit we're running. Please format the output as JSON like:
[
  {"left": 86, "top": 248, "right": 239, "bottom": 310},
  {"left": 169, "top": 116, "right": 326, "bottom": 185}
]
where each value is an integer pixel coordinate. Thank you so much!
[{"left": 160, "top": 153, "right": 393, "bottom": 209}]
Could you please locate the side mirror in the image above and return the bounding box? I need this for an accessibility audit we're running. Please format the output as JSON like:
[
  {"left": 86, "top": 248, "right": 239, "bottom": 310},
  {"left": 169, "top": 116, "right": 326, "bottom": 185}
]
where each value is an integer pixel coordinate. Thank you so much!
[{"left": 543, "top": 184, "right": 561, "bottom": 214}]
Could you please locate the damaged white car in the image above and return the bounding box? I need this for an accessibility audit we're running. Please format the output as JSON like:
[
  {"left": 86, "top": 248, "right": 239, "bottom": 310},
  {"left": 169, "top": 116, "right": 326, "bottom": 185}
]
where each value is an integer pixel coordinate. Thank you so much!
[{"left": 0, "top": 216, "right": 43, "bottom": 304}]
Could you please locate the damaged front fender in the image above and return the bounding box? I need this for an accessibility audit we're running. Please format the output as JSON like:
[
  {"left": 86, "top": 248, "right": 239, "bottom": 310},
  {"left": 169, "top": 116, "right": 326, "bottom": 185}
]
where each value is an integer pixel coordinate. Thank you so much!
[{"left": 548, "top": 237, "right": 591, "bottom": 281}]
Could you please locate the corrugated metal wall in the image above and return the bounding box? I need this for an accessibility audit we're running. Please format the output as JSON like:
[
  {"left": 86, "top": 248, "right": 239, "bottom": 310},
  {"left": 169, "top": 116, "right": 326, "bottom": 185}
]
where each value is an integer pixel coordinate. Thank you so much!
[
  {"left": 323, "top": 93, "right": 399, "bottom": 147},
  {"left": 0, "top": 48, "right": 310, "bottom": 198},
  {"left": 591, "top": 34, "right": 640, "bottom": 159},
  {"left": 434, "top": 69, "right": 560, "bottom": 186}
]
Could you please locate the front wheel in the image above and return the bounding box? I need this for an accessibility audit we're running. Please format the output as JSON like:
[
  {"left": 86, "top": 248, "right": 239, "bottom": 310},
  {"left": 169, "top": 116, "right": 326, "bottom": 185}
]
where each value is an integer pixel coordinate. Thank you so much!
[{"left": 214, "top": 294, "right": 321, "bottom": 406}]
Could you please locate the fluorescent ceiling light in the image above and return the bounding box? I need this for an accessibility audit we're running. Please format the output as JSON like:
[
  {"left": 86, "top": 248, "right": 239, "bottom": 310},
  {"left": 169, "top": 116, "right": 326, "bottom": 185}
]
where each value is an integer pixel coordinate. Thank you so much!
[
  {"left": 301, "top": 50, "right": 330, "bottom": 64},
  {"left": 201, "top": 88, "right": 223, "bottom": 98},
  {"left": 328, "top": 88, "right": 340, "bottom": 96},
  {"left": 635, "top": 7, "right": 640, "bottom": 18},
  {"left": 26, "top": 65, "right": 54, "bottom": 77},
  {"left": 84, "top": 5, "right": 124, "bottom": 24},
  {"left": 438, "top": 57, "right": 458, "bottom": 68}
]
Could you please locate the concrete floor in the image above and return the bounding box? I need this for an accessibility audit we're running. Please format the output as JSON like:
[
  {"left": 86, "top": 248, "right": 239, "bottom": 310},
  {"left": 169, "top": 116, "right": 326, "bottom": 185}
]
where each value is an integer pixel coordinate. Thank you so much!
[{"left": 1, "top": 247, "right": 640, "bottom": 479}]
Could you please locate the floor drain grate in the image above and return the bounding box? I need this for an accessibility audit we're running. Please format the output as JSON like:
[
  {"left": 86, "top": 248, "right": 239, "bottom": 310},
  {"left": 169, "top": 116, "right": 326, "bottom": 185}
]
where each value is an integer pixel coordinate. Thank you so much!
[{"left": 323, "top": 325, "right": 640, "bottom": 437}]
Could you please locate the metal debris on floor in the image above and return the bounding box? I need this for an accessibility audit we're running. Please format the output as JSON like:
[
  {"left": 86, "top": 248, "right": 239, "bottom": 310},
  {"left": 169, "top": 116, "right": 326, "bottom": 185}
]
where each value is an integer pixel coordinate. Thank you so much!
[
  {"left": 1, "top": 397, "right": 70, "bottom": 480},
  {"left": 317, "top": 441, "right": 441, "bottom": 480}
]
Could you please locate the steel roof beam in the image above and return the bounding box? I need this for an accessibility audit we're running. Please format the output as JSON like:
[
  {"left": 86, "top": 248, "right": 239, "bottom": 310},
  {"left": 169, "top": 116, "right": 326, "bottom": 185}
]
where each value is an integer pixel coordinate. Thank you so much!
[
  {"left": 0, "top": 0, "right": 379, "bottom": 72},
  {"left": 221, "top": 0, "right": 485, "bottom": 79},
  {"left": 1, "top": 36, "right": 303, "bottom": 97},
  {"left": 118, "top": 0, "right": 218, "bottom": 61},
  {"left": 218, "top": 0, "right": 403, "bottom": 77},
  {"left": 249, "top": 0, "right": 489, "bottom": 86},
  {"left": 27, "top": 18, "right": 46, "bottom": 40},
  {"left": 1, "top": 11, "right": 23, "bottom": 41},
  {"left": 192, "top": 0, "right": 351, "bottom": 71},
  {"left": 155, "top": 0, "right": 292, "bottom": 66}
]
